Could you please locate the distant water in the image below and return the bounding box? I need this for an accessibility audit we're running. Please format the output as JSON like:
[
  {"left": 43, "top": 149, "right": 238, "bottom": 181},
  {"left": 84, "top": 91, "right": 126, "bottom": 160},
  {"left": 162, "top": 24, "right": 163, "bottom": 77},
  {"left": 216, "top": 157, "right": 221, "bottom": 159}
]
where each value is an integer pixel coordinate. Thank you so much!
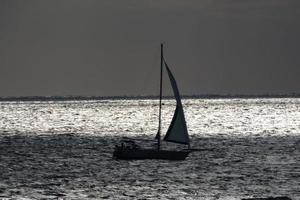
[{"left": 0, "top": 98, "right": 299, "bottom": 199}]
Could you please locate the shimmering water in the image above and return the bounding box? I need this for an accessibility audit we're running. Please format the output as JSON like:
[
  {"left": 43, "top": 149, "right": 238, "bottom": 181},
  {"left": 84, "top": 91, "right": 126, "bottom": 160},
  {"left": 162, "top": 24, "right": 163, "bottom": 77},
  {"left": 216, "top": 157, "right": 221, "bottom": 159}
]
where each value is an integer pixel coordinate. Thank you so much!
[{"left": 0, "top": 98, "right": 299, "bottom": 199}]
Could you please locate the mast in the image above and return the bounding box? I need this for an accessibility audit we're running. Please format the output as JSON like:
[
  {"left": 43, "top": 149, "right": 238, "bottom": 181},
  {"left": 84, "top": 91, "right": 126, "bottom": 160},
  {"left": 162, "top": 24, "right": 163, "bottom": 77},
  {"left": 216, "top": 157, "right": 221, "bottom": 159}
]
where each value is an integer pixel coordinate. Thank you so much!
[{"left": 157, "top": 43, "right": 163, "bottom": 150}]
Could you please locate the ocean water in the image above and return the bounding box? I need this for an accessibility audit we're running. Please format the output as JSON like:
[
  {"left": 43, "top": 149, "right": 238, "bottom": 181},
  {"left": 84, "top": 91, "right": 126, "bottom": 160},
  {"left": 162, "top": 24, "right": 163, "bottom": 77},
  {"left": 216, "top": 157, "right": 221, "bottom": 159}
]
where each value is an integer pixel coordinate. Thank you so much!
[{"left": 0, "top": 98, "right": 299, "bottom": 200}]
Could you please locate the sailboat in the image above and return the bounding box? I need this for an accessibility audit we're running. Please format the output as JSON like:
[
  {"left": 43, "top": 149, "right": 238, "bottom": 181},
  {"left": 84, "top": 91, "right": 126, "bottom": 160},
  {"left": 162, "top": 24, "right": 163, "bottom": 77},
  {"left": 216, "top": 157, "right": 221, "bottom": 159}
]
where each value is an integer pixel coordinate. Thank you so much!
[{"left": 113, "top": 44, "right": 191, "bottom": 160}]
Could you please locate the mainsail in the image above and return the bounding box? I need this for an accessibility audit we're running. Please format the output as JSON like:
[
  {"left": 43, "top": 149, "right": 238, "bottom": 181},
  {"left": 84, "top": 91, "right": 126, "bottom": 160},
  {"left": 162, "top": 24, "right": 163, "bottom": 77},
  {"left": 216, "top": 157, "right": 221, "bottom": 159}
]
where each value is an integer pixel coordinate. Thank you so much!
[{"left": 163, "top": 60, "right": 190, "bottom": 145}]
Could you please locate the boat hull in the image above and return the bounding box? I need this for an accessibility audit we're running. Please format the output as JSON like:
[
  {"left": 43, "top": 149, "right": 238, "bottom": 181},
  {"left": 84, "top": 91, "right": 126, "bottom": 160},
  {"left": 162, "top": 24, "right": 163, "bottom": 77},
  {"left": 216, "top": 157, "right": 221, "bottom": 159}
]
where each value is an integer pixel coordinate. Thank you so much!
[{"left": 113, "top": 148, "right": 190, "bottom": 160}]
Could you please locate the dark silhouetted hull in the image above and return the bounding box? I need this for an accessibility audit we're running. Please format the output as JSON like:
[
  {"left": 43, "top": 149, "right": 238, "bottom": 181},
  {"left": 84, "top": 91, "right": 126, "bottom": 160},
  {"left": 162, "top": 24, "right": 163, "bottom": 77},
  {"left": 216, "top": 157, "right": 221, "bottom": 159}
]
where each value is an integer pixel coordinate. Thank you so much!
[{"left": 113, "top": 148, "right": 190, "bottom": 160}]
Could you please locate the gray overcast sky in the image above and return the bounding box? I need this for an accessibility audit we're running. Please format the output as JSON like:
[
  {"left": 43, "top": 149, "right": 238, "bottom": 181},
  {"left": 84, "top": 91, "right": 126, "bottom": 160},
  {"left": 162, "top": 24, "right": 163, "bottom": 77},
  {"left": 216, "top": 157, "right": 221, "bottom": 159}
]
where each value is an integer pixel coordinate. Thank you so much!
[{"left": 0, "top": 0, "right": 299, "bottom": 96}]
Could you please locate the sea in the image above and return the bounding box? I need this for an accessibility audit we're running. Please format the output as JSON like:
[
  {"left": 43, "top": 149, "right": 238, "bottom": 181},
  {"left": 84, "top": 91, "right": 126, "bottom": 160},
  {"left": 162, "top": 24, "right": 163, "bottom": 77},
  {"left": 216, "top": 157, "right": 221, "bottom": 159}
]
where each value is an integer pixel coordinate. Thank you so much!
[{"left": 0, "top": 98, "right": 299, "bottom": 200}]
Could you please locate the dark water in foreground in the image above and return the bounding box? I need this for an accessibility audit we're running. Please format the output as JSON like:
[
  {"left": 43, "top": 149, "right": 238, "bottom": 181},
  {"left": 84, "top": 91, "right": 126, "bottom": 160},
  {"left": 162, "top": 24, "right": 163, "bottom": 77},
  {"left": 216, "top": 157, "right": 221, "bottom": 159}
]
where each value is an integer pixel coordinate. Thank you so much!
[{"left": 0, "top": 99, "right": 299, "bottom": 199}]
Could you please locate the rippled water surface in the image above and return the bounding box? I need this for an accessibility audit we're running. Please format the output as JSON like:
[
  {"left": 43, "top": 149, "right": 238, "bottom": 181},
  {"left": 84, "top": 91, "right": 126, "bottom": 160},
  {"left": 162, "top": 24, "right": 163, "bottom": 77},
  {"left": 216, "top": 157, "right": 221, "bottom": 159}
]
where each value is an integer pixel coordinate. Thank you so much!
[{"left": 0, "top": 98, "right": 299, "bottom": 199}]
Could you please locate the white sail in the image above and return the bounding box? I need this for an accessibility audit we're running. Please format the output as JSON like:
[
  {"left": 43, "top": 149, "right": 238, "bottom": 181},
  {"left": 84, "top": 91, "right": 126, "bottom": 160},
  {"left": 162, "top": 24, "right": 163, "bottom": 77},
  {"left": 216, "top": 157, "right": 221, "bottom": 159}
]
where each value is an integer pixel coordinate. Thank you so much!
[{"left": 163, "top": 60, "right": 190, "bottom": 145}]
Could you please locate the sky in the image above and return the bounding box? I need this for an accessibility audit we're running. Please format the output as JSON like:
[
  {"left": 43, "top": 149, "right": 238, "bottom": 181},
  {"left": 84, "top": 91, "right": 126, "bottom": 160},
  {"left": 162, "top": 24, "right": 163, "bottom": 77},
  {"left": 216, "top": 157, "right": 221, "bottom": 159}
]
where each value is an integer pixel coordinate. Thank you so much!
[{"left": 0, "top": 0, "right": 299, "bottom": 96}]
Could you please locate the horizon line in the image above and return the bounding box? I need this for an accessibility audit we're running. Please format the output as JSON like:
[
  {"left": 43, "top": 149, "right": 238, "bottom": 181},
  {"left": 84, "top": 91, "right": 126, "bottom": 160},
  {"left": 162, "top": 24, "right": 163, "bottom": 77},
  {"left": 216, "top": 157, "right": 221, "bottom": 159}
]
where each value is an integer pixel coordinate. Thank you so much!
[{"left": 0, "top": 93, "right": 300, "bottom": 101}]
